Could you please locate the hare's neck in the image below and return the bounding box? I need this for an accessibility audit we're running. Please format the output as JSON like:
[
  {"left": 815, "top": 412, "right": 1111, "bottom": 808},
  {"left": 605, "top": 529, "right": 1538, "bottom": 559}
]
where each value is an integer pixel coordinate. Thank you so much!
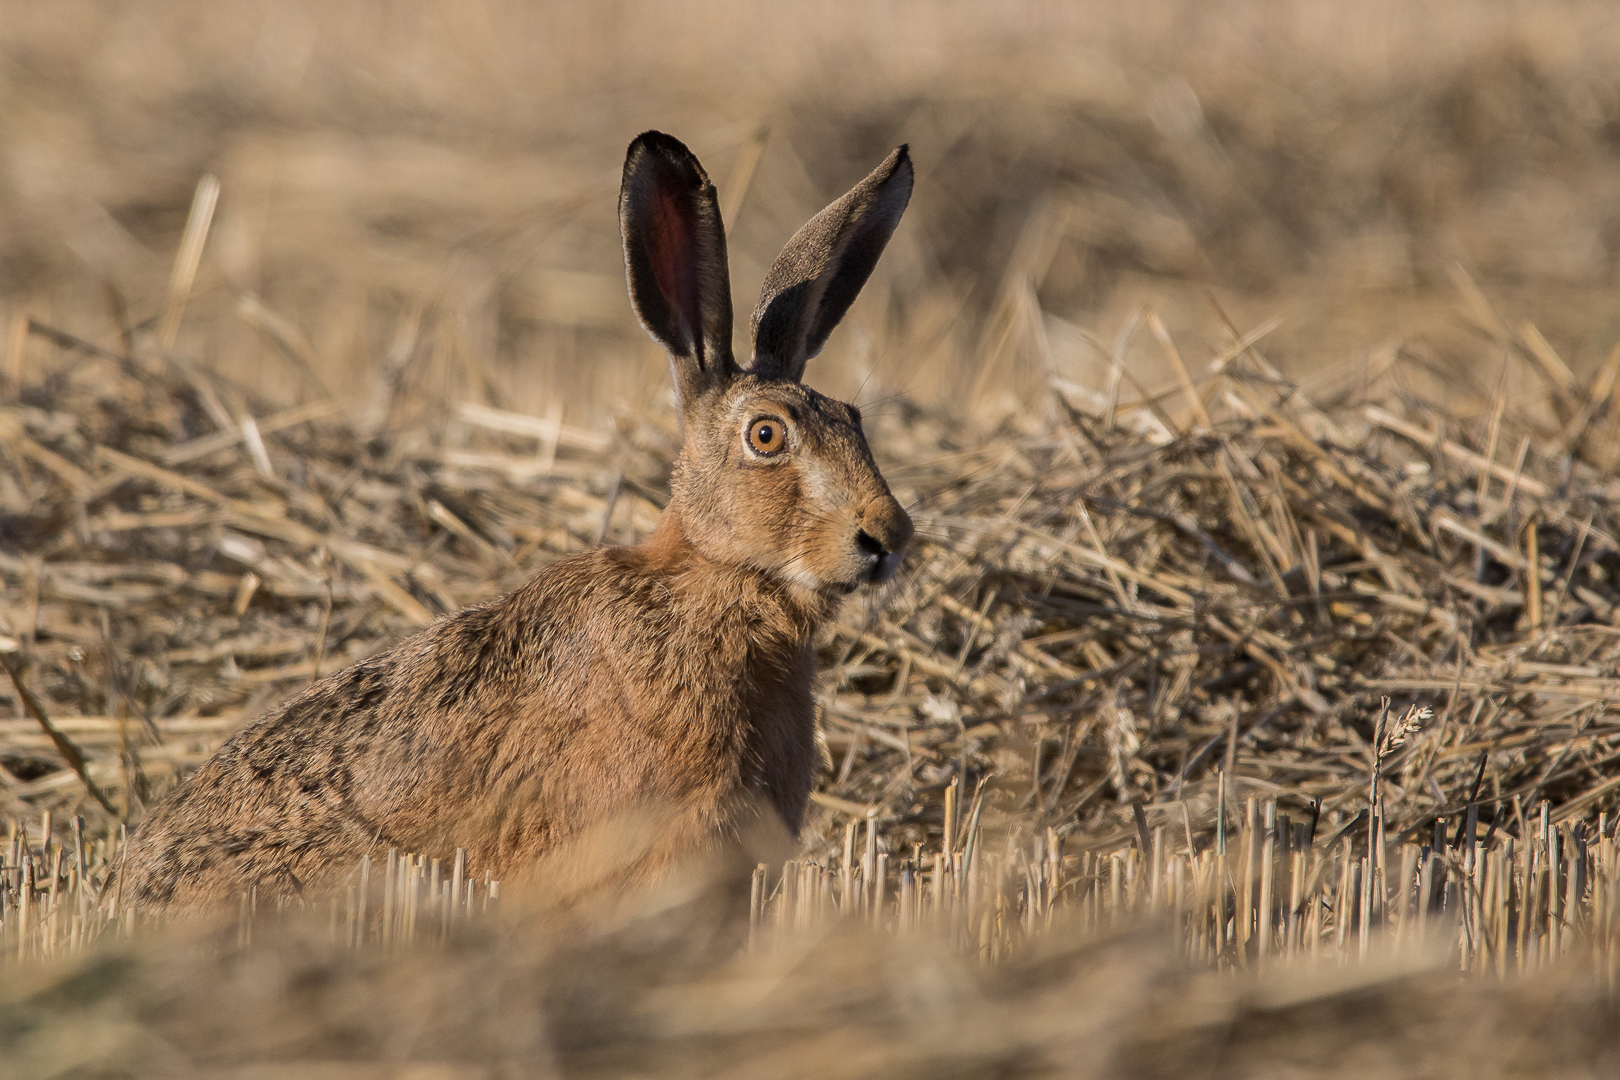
[{"left": 639, "top": 508, "right": 837, "bottom": 630}]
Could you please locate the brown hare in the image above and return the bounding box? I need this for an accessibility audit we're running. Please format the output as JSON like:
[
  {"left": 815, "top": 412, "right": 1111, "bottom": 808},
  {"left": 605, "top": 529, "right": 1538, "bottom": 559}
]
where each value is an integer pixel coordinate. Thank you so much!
[{"left": 117, "top": 131, "right": 915, "bottom": 911}]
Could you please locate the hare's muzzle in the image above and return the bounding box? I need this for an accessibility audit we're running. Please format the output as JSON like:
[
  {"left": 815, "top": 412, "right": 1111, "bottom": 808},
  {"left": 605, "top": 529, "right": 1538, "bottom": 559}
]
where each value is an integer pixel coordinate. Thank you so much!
[{"left": 854, "top": 495, "right": 913, "bottom": 585}]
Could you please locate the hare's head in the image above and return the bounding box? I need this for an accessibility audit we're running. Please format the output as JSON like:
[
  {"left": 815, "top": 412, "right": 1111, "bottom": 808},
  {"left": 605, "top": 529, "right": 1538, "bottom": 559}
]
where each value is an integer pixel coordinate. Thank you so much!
[{"left": 620, "top": 132, "right": 914, "bottom": 595}]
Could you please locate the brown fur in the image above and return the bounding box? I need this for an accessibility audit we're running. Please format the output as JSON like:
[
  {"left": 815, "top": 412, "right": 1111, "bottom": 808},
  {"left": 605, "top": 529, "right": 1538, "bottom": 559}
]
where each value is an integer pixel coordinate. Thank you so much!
[{"left": 117, "top": 131, "right": 915, "bottom": 911}]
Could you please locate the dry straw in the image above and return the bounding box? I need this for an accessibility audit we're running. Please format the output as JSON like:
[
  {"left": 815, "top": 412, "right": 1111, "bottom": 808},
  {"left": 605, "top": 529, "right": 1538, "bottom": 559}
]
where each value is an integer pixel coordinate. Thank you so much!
[
  {"left": 6, "top": 290, "right": 1620, "bottom": 985},
  {"left": 8, "top": 4, "right": 1620, "bottom": 1069}
]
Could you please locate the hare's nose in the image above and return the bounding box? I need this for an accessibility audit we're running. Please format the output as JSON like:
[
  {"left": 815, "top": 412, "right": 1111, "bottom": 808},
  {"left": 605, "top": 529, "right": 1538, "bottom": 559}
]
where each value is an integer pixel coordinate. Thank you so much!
[{"left": 856, "top": 495, "right": 913, "bottom": 570}]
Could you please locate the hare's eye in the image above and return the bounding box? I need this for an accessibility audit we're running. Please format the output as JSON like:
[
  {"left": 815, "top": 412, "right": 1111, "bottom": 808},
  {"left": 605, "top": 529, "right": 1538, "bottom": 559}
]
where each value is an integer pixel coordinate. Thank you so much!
[{"left": 746, "top": 418, "right": 786, "bottom": 455}]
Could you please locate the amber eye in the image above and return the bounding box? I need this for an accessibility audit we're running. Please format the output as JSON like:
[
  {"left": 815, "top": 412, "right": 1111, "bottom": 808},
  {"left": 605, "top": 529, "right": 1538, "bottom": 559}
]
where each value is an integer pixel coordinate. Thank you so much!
[{"left": 746, "top": 417, "right": 786, "bottom": 455}]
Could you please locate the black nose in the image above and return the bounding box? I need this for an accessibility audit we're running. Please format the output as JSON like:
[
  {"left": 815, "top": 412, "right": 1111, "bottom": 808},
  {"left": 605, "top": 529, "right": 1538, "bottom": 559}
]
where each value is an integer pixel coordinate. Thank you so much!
[{"left": 855, "top": 529, "right": 886, "bottom": 558}]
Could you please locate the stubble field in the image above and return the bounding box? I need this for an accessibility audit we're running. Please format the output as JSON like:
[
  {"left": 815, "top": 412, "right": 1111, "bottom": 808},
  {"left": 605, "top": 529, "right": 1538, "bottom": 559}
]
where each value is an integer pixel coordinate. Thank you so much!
[{"left": 6, "top": 2, "right": 1620, "bottom": 1076}]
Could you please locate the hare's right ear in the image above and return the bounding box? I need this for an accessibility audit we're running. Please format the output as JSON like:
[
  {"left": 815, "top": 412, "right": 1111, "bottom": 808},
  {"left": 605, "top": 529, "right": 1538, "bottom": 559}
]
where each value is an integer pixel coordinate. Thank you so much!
[
  {"left": 749, "top": 145, "right": 913, "bottom": 382},
  {"left": 620, "top": 131, "right": 738, "bottom": 405}
]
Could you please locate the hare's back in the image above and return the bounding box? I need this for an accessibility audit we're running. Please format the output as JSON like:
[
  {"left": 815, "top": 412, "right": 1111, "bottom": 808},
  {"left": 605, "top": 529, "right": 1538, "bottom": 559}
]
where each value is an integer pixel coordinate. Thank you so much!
[
  {"left": 116, "top": 558, "right": 599, "bottom": 908},
  {"left": 116, "top": 643, "right": 438, "bottom": 908},
  {"left": 117, "top": 548, "right": 702, "bottom": 909}
]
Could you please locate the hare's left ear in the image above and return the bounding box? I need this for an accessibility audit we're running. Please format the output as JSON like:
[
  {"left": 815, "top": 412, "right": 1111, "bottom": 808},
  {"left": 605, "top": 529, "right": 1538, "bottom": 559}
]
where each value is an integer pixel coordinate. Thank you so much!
[
  {"left": 620, "top": 131, "right": 738, "bottom": 407},
  {"left": 749, "top": 145, "right": 912, "bottom": 383}
]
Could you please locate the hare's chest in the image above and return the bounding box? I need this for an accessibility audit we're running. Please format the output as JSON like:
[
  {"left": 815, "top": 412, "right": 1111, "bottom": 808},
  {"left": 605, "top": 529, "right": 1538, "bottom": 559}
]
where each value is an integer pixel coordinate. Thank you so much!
[
  {"left": 639, "top": 625, "right": 817, "bottom": 824},
  {"left": 731, "top": 638, "right": 819, "bottom": 832}
]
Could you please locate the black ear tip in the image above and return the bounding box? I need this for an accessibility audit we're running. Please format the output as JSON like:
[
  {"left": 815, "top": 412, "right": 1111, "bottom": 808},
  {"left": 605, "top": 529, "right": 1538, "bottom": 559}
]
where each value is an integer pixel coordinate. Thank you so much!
[
  {"left": 624, "top": 131, "right": 709, "bottom": 187},
  {"left": 629, "top": 129, "right": 684, "bottom": 154},
  {"left": 886, "top": 145, "right": 914, "bottom": 185}
]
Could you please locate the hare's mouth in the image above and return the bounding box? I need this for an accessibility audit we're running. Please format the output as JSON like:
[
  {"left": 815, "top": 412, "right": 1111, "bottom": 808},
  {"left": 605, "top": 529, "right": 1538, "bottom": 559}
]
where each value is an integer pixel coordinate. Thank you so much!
[
  {"left": 836, "top": 546, "right": 902, "bottom": 593},
  {"left": 853, "top": 529, "right": 906, "bottom": 584},
  {"left": 869, "top": 548, "right": 904, "bottom": 584}
]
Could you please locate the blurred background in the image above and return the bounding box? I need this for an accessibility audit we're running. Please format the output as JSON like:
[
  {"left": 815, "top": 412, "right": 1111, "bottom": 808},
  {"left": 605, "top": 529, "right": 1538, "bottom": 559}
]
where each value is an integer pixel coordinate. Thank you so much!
[
  {"left": 11, "top": 14, "right": 1620, "bottom": 1072},
  {"left": 5, "top": 0, "right": 1620, "bottom": 439}
]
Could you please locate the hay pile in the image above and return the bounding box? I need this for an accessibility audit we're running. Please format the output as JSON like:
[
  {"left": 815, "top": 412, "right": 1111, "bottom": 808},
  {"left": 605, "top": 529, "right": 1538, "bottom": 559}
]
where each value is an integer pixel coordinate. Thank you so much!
[
  {"left": 818, "top": 311, "right": 1620, "bottom": 857},
  {"left": 5, "top": 293, "right": 1620, "bottom": 863}
]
